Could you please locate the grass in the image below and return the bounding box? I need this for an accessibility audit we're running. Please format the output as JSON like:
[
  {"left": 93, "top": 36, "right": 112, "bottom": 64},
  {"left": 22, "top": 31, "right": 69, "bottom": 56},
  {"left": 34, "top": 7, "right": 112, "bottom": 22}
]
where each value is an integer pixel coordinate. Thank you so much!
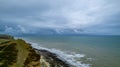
[
  {"left": 0, "top": 42, "right": 18, "bottom": 67},
  {"left": 0, "top": 39, "right": 29, "bottom": 67},
  {"left": 0, "top": 39, "right": 9, "bottom": 43},
  {"left": 14, "top": 39, "right": 29, "bottom": 67},
  {"left": 0, "top": 36, "right": 41, "bottom": 67}
]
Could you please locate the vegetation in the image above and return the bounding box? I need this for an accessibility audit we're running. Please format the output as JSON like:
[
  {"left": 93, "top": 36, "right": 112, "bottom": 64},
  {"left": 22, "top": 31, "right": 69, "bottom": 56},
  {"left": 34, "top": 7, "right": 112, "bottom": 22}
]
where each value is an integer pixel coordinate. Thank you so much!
[
  {"left": 0, "top": 34, "right": 41, "bottom": 67},
  {"left": 0, "top": 34, "right": 14, "bottom": 40}
]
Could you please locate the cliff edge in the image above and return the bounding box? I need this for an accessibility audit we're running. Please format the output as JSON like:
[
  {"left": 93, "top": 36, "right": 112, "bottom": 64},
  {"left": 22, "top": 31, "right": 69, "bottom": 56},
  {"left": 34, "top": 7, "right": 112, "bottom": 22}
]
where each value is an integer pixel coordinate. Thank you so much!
[{"left": 0, "top": 34, "right": 70, "bottom": 67}]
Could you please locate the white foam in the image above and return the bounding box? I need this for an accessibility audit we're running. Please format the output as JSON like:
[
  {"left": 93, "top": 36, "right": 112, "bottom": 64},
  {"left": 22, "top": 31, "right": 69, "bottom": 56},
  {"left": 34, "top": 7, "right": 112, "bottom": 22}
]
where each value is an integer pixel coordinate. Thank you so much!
[{"left": 25, "top": 39, "right": 90, "bottom": 67}]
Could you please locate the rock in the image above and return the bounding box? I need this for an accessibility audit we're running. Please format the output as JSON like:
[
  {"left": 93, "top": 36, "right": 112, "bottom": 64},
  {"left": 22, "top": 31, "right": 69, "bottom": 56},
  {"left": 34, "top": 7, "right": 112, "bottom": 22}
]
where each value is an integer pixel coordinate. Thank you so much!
[{"left": 37, "top": 49, "right": 70, "bottom": 67}]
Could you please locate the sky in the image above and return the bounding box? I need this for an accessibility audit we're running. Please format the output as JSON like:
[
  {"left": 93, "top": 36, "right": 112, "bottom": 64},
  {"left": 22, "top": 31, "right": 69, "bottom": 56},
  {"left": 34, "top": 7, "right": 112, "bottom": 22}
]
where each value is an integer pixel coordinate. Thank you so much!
[{"left": 0, "top": 0, "right": 120, "bottom": 35}]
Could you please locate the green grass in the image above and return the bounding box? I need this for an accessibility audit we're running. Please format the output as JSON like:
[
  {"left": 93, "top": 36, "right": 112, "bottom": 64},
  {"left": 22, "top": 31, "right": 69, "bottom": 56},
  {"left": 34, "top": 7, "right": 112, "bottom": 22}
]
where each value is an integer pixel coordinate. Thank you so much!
[
  {"left": 0, "top": 39, "right": 9, "bottom": 43},
  {"left": 13, "top": 39, "right": 29, "bottom": 67},
  {"left": 0, "top": 42, "right": 18, "bottom": 67},
  {"left": 0, "top": 36, "right": 41, "bottom": 67},
  {"left": 0, "top": 39, "right": 29, "bottom": 67}
]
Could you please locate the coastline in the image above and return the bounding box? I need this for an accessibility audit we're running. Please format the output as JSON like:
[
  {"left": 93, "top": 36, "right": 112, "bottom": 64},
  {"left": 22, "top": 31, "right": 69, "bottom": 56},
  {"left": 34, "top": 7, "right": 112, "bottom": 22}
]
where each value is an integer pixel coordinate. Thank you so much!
[
  {"left": 0, "top": 34, "right": 71, "bottom": 67},
  {"left": 35, "top": 48, "right": 70, "bottom": 67},
  {"left": 27, "top": 42, "right": 71, "bottom": 67},
  {"left": 24, "top": 37, "right": 90, "bottom": 67}
]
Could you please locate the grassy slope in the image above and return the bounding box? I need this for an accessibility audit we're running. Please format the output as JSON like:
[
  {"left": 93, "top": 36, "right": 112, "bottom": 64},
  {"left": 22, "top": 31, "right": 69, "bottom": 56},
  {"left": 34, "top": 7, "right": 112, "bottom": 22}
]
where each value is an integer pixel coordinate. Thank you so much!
[
  {"left": 14, "top": 39, "right": 29, "bottom": 67},
  {"left": 0, "top": 36, "right": 41, "bottom": 67},
  {"left": 0, "top": 39, "right": 17, "bottom": 67}
]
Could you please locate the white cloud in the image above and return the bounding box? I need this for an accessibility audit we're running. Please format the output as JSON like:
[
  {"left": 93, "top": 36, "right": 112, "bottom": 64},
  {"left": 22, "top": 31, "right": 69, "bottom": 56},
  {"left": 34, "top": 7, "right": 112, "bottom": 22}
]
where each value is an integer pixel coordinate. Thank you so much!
[
  {"left": 4, "top": 26, "right": 14, "bottom": 34},
  {"left": 17, "top": 25, "right": 28, "bottom": 33},
  {"left": 3, "top": 25, "right": 32, "bottom": 35}
]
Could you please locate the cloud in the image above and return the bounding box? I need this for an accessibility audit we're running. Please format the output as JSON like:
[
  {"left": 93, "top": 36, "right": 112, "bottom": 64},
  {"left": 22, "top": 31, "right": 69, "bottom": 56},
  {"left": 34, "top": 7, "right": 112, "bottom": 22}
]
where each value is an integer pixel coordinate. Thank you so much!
[
  {"left": 1, "top": 25, "right": 33, "bottom": 35},
  {"left": 0, "top": 0, "right": 120, "bottom": 35},
  {"left": 4, "top": 26, "right": 14, "bottom": 34}
]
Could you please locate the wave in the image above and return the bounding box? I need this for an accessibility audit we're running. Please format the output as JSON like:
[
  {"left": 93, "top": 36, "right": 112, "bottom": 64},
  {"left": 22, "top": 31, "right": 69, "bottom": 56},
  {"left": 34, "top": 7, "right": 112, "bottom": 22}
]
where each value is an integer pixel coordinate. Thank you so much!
[{"left": 24, "top": 39, "right": 90, "bottom": 67}]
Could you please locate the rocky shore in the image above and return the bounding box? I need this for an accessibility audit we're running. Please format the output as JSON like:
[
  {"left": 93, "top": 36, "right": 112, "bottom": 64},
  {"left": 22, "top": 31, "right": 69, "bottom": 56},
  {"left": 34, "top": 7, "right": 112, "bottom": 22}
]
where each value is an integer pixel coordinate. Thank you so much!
[
  {"left": 35, "top": 49, "right": 70, "bottom": 67},
  {"left": 0, "top": 34, "right": 71, "bottom": 67}
]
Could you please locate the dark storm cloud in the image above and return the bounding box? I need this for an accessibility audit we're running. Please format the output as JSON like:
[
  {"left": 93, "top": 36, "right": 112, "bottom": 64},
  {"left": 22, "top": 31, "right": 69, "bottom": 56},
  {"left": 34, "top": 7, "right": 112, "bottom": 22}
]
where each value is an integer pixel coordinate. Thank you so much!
[{"left": 0, "top": 0, "right": 120, "bottom": 35}]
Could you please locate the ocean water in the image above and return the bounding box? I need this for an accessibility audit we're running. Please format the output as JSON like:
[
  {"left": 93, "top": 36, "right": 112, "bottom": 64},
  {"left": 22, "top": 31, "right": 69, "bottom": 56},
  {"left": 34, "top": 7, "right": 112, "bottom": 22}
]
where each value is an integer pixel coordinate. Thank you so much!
[{"left": 22, "top": 35, "right": 120, "bottom": 67}]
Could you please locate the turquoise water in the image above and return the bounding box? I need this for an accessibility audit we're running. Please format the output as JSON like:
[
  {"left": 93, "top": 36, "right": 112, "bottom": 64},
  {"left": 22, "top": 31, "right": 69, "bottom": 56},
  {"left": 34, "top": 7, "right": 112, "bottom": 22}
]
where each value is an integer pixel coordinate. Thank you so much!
[{"left": 23, "top": 35, "right": 120, "bottom": 67}]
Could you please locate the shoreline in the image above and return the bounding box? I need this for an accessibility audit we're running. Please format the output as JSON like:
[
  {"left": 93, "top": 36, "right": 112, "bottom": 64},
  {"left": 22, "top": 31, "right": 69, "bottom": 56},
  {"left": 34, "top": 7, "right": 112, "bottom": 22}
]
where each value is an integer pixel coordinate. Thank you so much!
[
  {"left": 34, "top": 48, "right": 71, "bottom": 67},
  {"left": 0, "top": 34, "right": 71, "bottom": 67},
  {"left": 0, "top": 34, "right": 90, "bottom": 67},
  {"left": 24, "top": 38, "right": 90, "bottom": 67},
  {"left": 25, "top": 40, "right": 72, "bottom": 67}
]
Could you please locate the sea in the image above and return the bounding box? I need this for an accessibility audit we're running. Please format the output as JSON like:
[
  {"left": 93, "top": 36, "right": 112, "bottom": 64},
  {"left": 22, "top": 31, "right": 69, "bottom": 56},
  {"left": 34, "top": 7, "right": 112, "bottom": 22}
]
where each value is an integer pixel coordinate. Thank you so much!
[{"left": 20, "top": 35, "right": 120, "bottom": 67}]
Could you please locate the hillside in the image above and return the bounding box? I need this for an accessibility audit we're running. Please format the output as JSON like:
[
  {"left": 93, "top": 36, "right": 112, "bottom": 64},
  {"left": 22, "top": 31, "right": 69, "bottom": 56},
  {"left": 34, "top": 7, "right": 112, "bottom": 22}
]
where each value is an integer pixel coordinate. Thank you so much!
[{"left": 0, "top": 34, "right": 70, "bottom": 67}]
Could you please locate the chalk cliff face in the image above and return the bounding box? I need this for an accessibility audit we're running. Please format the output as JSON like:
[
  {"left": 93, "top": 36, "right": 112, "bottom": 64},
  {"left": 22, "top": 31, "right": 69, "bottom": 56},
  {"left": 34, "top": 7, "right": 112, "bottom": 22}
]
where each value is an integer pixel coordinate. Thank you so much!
[{"left": 0, "top": 34, "right": 70, "bottom": 67}]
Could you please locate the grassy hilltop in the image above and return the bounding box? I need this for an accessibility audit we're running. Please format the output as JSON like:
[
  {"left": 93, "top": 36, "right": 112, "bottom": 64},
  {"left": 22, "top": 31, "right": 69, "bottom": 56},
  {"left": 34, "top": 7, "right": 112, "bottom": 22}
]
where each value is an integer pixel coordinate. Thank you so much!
[{"left": 0, "top": 34, "right": 41, "bottom": 67}]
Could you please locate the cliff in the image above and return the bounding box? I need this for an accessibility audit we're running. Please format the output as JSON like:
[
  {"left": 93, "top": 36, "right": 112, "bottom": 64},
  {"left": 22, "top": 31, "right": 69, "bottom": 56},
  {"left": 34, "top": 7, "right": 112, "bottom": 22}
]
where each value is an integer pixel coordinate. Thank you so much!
[{"left": 0, "top": 34, "right": 70, "bottom": 67}]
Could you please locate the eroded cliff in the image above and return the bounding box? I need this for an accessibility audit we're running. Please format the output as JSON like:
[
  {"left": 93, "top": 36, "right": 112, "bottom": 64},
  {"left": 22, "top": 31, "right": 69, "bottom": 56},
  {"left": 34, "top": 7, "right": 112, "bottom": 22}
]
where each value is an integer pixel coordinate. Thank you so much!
[{"left": 0, "top": 34, "right": 70, "bottom": 67}]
